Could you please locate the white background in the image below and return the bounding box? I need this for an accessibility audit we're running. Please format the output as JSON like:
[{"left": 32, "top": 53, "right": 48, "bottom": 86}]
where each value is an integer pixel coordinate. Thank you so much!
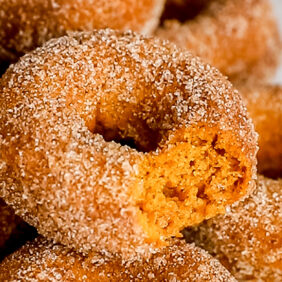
[{"left": 270, "top": 0, "right": 282, "bottom": 83}]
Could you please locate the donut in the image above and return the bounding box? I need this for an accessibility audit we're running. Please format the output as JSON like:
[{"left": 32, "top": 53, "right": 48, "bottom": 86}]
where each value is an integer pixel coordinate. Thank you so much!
[
  {"left": 238, "top": 84, "right": 282, "bottom": 178},
  {"left": 0, "top": 199, "right": 37, "bottom": 261},
  {"left": 156, "top": 0, "right": 281, "bottom": 80},
  {"left": 0, "top": 29, "right": 257, "bottom": 258},
  {"left": 0, "top": 0, "right": 165, "bottom": 62},
  {"left": 0, "top": 237, "right": 236, "bottom": 281},
  {"left": 184, "top": 175, "right": 282, "bottom": 281}
]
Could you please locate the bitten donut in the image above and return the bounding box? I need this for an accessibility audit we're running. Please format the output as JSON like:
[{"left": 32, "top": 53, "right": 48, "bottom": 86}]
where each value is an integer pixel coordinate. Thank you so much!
[
  {"left": 0, "top": 0, "right": 165, "bottom": 62},
  {"left": 184, "top": 176, "right": 282, "bottom": 281},
  {"left": 156, "top": 0, "right": 281, "bottom": 80},
  {"left": 0, "top": 199, "right": 37, "bottom": 261},
  {"left": 0, "top": 29, "right": 257, "bottom": 258},
  {"left": 0, "top": 237, "right": 236, "bottom": 281},
  {"left": 239, "top": 84, "right": 282, "bottom": 178}
]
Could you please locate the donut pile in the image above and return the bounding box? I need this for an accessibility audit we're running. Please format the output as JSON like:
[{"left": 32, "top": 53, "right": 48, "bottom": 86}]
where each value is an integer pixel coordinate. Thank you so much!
[{"left": 0, "top": 0, "right": 281, "bottom": 281}]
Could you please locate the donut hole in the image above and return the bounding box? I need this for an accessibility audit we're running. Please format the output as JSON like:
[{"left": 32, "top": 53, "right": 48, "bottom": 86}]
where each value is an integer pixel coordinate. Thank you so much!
[
  {"left": 135, "top": 126, "right": 250, "bottom": 244},
  {"left": 161, "top": 0, "right": 211, "bottom": 24},
  {"left": 117, "top": 138, "right": 139, "bottom": 151},
  {"left": 0, "top": 60, "right": 10, "bottom": 78},
  {"left": 93, "top": 120, "right": 162, "bottom": 153},
  {"left": 113, "top": 132, "right": 161, "bottom": 153}
]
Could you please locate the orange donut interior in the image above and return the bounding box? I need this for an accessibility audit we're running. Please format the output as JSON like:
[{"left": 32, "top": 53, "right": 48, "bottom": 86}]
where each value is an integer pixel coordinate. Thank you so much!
[{"left": 135, "top": 126, "right": 249, "bottom": 244}]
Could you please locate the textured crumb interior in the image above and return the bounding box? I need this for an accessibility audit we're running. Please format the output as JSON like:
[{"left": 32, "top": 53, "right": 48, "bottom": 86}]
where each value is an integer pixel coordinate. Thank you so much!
[{"left": 135, "top": 126, "right": 249, "bottom": 244}]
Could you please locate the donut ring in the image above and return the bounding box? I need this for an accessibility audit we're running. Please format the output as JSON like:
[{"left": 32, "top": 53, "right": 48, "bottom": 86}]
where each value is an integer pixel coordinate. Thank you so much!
[
  {"left": 184, "top": 175, "right": 282, "bottom": 281},
  {"left": 0, "top": 237, "right": 236, "bottom": 281},
  {"left": 0, "top": 29, "right": 257, "bottom": 258},
  {"left": 156, "top": 0, "right": 281, "bottom": 80},
  {"left": 0, "top": 0, "right": 165, "bottom": 62},
  {"left": 0, "top": 199, "right": 36, "bottom": 261},
  {"left": 239, "top": 84, "right": 282, "bottom": 178}
]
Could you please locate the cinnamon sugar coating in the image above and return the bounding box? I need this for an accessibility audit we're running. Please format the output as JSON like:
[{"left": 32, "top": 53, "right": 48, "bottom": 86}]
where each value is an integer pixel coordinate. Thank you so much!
[
  {"left": 0, "top": 29, "right": 257, "bottom": 258},
  {"left": 238, "top": 84, "right": 282, "bottom": 178},
  {"left": 0, "top": 237, "right": 236, "bottom": 281},
  {"left": 156, "top": 0, "right": 281, "bottom": 80},
  {"left": 0, "top": 0, "right": 165, "bottom": 62},
  {"left": 0, "top": 199, "right": 37, "bottom": 261},
  {"left": 184, "top": 176, "right": 282, "bottom": 281}
]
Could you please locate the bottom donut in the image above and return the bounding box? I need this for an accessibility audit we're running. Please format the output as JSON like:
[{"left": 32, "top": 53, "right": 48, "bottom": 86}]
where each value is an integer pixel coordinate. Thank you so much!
[
  {"left": 184, "top": 175, "right": 282, "bottom": 281},
  {"left": 0, "top": 237, "right": 236, "bottom": 281}
]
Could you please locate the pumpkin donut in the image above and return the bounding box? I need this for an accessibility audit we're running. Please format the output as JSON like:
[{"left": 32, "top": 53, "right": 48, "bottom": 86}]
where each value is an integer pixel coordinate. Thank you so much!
[
  {"left": 0, "top": 237, "right": 236, "bottom": 281},
  {"left": 184, "top": 175, "right": 282, "bottom": 281},
  {"left": 0, "top": 199, "right": 37, "bottom": 261},
  {"left": 0, "top": 0, "right": 165, "bottom": 63},
  {"left": 239, "top": 84, "right": 282, "bottom": 178},
  {"left": 156, "top": 0, "right": 281, "bottom": 80},
  {"left": 0, "top": 29, "right": 257, "bottom": 258}
]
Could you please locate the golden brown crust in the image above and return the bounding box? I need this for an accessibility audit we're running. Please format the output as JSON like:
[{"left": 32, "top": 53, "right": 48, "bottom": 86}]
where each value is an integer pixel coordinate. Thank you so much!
[
  {"left": 0, "top": 0, "right": 165, "bottom": 62},
  {"left": 239, "top": 84, "right": 282, "bottom": 178},
  {"left": 184, "top": 176, "right": 282, "bottom": 281},
  {"left": 156, "top": 0, "right": 281, "bottom": 80},
  {"left": 0, "top": 29, "right": 257, "bottom": 258},
  {"left": 0, "top": 199, "right": 37, "bottom": 261},
  {"left": 0, "top": 237, "right": 236, "bottom": 281}
]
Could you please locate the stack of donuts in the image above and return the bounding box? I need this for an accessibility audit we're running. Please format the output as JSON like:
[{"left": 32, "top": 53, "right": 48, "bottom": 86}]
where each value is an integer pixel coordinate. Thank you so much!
[{"left": 0, "top": 0, "right": 281, "bottom": 281}]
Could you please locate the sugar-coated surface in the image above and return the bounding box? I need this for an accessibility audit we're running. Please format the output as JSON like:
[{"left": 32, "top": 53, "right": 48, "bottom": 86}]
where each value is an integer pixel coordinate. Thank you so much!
[
  {"left": 0, "top": 0, "right": 165, "bottom": 62},
  {"left": 156, "top": 0, "right": 281, "bottom": 80},
  {"left": 0, "top": 29, "right": 257, "bottom": 258},
  {"left": 0, "top": 237, "right": 237, "bottom": 281},
  {"left": 184, "top": 175, "right": 282, "bottom": 281}
]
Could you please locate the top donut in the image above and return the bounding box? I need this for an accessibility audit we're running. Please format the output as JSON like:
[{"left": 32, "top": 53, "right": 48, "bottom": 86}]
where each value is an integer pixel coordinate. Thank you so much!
[{"left": 0, "top": 0, "right": 165, "bottom": 62}]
